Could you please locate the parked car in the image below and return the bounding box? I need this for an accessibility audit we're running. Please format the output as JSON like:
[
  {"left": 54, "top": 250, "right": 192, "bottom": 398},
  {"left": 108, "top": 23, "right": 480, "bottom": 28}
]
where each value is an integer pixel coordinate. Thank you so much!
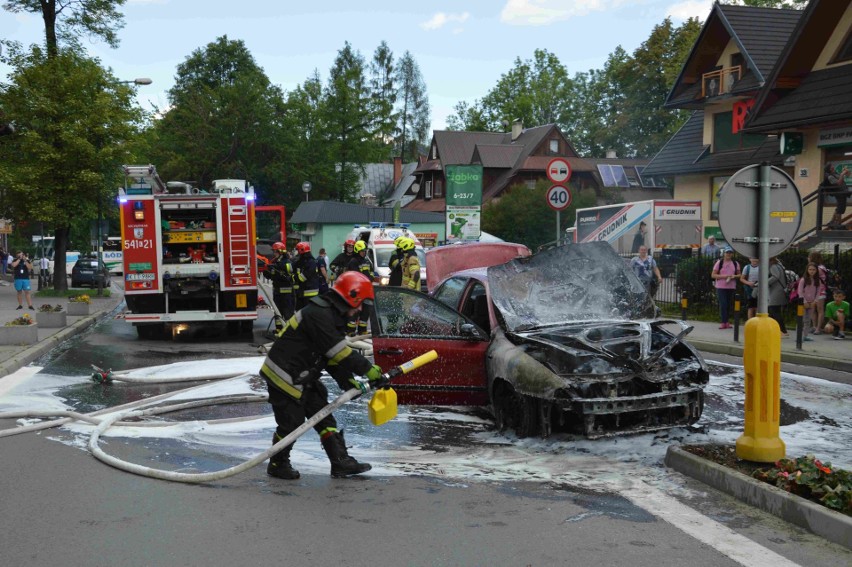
[
  {"left": 369, "top": 242, "right": 709, "bottom": 438},
  {"left": 71, "top": 255, "right": 111, "bottom": 288}
]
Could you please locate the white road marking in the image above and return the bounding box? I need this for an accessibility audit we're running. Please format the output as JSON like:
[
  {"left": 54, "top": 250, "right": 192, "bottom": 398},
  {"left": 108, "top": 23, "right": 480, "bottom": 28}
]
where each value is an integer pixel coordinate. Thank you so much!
[{"left": 0, "top": 366, "right": 42, "bottom": 398}]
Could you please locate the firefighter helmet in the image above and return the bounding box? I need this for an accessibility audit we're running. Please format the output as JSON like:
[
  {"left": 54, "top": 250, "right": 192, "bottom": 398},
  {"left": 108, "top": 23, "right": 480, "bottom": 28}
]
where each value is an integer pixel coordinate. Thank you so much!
[
  {"left": 296, "top": 241, "right": 311, "bottom": 254},
  {"left": 353, "top": 241, "right": 366, "bottom": 253},
  {"left": 393, "top": 235, "right": 406, "bottom": 248},
  {"left": 272, "top": 242, "right": 286, "bottom": 252},
  {"left": 344, "top": 239, "right": 355, "bottom": 248},
  {"left": 332, "top": 271, "right": 374, "bottom": 308},
  {"left": 400, "top": 238, "right": 415, "bottom": 252}
]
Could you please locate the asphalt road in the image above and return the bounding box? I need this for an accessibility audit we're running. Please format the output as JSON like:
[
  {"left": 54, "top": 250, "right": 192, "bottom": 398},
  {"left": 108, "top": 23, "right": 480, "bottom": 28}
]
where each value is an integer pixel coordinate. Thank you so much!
[{"left": 0, "top": 309, "right": 849, "bottom": 566}]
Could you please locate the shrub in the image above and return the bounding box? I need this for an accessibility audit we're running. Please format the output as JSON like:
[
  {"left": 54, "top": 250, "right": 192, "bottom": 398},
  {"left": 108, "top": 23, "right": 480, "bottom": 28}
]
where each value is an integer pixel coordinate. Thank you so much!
[
  {"left": 69, "top": 294, "right": 91, "bottom": 304},
  {"left": 753, "top": 455, "right": 851, "bottom": 515},
  {"left": 37, "top": 304, "right": 64, "bottom": 312}
]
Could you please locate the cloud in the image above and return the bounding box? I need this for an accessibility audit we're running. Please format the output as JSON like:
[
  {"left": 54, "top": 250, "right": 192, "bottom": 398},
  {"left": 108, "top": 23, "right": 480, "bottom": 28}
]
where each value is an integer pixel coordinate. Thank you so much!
[
  {"left": 420, "top": 12, "right": 470, "bottom": 31},
  {"left": 665, "top": 0, "right": 713, "bottom": 21},
  {"left": 500, "top": 0, "right": 626, "bottom": 26}
]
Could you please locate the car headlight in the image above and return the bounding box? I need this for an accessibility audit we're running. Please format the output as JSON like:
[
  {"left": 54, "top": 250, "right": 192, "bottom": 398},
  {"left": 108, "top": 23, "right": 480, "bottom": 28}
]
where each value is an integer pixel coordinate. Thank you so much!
[{"left": 380, "top": 276, "right": 389, "bottom": 286}]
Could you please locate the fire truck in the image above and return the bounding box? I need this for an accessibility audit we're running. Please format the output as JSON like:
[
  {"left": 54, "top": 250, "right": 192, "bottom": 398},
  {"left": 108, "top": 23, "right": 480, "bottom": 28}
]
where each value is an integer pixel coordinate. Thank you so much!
[{"left": 119, "top": 165, "right": 259, "bottom": 338}]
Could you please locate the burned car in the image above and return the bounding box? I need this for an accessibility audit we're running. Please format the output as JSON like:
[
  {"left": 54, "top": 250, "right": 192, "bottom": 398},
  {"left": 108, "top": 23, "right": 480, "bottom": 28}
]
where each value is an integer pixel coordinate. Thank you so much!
[{"left": 369, "top": 242, "right": 709, "bottom": 438}]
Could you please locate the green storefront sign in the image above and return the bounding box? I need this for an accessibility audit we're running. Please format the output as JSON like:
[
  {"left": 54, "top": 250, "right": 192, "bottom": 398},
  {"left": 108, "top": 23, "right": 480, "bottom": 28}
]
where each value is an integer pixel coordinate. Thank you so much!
[{"left": 446, "top": 165, "right": 482, "bottom": 241}]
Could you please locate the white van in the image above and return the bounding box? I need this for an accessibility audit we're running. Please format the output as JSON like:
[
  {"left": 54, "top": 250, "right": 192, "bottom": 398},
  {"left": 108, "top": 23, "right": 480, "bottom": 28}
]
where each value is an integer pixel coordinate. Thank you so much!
[{"left": 346, "top": 223, "right": 428, "bottom": 290}]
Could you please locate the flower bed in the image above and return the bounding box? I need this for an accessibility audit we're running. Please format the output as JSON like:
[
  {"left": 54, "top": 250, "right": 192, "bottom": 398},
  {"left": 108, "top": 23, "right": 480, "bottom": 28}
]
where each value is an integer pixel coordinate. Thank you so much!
[
  {"left": 0, "top": 314, "right": 37, "bottom": 345},
  {"left": 35, "top": 305, "right": 66, "bottom": 328}
]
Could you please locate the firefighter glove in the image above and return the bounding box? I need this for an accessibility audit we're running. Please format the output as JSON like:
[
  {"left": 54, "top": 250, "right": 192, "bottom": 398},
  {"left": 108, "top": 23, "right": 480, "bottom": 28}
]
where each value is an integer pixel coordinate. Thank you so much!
[
  {"left": 365, "top": 364, "right": 383, "bottom": 383},
  {"left": 348, "top": 377, "right": 368, "bottom": 396}
]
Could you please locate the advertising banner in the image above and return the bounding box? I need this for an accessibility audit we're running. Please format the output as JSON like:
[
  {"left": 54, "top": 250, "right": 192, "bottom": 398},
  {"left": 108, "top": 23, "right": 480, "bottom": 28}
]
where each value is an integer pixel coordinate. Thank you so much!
[
  {"left": 575, "top": 202, "right": 652, "bottom": 253},
  {"left": 446, "top": 165, "right": 482, "bottom": 241}
]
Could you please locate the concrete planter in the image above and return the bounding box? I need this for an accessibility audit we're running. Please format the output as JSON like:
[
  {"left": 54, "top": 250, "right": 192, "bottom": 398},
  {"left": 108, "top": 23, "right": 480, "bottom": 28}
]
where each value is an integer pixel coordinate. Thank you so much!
[
  {"left": 67, "top": 302, "right": 90, "bottom": 316},
  {"left": 0, "top": 323, "right": 38, "bottom": 345},
  {"left": 36, "top": 310, "right": 67, "bottom": 328}
]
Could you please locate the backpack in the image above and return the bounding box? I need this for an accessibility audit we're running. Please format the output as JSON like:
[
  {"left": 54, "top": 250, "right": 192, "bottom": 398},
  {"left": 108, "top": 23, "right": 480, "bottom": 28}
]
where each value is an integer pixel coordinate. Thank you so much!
[{"left": 783, "top": 268, "right": 799, "bottom": 296}]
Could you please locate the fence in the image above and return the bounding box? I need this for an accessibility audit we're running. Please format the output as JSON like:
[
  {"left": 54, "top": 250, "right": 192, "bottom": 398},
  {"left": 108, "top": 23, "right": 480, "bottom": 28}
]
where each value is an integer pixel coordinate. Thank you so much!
[{"left": 620, "top": 248, "right": 851, "bottom": 315}]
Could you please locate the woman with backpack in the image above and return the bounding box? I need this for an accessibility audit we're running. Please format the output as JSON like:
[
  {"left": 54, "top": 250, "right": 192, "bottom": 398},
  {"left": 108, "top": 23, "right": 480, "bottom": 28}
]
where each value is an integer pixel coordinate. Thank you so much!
[
  {"left": 753, "top": 257, "right": 790, "bottom": 337},
  {"left": 711, "top": 247, "right": 740, "bottom": 329},
  {"left": 808, "top": 251, "right": 829, "bottom": 334}
]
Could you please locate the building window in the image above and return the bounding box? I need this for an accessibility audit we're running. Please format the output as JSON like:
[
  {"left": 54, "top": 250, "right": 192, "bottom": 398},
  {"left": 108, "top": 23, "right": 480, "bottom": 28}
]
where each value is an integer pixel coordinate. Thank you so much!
[
  {"left": 431, "top": 144, "right": 438, "bottom": 159},
  {"left": 549, "top": 139, "right": 559, "bottom": 154},
  {"left": 713, "top": 111, "right": 765, "bottom": 152},
  {"left": 832, "top": 28, "right": 852, "bottom": 63},
  {"left": 710, "top": 176, "right": 730, "bottom": 220},
  {"left": 597, "top": 164, "right": 630, "bottom": 187},
  {"left": 435, "top": 180, "right": 443, "bottom": 197},
  {"left": 424, "top": 180, "right": 432, "bottom": 200}
]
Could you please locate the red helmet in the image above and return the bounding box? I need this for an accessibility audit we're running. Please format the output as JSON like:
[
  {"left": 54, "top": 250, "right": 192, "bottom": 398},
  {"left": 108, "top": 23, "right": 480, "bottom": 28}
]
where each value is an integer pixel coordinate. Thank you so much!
[
  {"left": 295, "top": 242, "right": 311, "bottom": 254},
  {"left": 344, "top": 239, "right": 355, "bottom": 248},
  {"left": 332, "top": 271, "right": 374, "bottom": 308},
  {"left": 272, "top": 242, "right": 286, "bottom": 252}
]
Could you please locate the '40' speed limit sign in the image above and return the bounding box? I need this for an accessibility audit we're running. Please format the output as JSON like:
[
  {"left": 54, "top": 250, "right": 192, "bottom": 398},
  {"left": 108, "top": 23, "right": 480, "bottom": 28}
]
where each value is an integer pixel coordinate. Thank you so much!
[{"left": 546, "top": 185, "right": 572, "bottom": 211}]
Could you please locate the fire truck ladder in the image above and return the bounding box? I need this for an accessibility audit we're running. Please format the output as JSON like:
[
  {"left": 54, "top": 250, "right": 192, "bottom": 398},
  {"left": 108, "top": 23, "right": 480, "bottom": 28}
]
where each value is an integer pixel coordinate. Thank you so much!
[{"left": 227, "top": 201, "right": 251, "bottom": 280}]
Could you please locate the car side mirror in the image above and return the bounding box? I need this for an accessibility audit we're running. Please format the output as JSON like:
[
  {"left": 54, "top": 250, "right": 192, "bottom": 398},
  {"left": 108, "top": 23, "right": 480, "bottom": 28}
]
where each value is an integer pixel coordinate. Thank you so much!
[{"left": 460, "top": 323, "right": 485, "bottom": 339}]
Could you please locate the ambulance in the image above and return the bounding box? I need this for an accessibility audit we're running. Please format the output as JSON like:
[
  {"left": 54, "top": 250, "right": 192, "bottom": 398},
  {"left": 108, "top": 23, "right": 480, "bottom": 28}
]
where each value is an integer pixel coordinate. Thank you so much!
[{"left": 346, "top": 223, "right": 428, "bottom": 290}]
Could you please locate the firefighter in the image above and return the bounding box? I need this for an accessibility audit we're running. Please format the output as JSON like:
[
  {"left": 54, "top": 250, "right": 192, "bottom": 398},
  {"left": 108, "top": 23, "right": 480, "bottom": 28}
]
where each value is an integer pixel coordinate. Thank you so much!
[
  {"left": 293, "top": 241, "right": 320, "bottom": 310},
  {"left": 329, "top": 239, "right": 355, "bottom": 283},
  {"left": 345, "top": 240, "right": 375, "bottom": 336},
  {"left": 388, "top": 235, "right": 406, "bottom": 286},
  {"left": 262, "top": 271, "right": 384, "bottom": 479},
  {"left": 266, "top": 242, "right": 295, "bottom": 330},
  {"left": 400, "top": 238, "right": 422, "bottom": 292}
]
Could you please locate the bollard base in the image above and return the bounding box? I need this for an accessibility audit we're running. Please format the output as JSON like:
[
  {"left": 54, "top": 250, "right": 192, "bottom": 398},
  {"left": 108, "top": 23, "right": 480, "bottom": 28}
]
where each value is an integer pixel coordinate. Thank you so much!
[{"left": 735, "top": 434, "right": 785, "bottom": 463}]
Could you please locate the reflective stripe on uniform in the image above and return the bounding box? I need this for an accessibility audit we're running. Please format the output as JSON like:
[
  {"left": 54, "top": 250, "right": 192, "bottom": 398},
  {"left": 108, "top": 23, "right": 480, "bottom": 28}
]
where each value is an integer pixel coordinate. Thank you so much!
[
  {"left": 326, "top": 339, "right": 352, "bottom": 364},
  {"left": 279, "top": 288, "right": 293, "bottom": 293},
  {"left": 303, "top": 290, "right": 318, "bottom": 298},
  {"left": 261, "top": 360, "right": 303, "bottom": 399}
]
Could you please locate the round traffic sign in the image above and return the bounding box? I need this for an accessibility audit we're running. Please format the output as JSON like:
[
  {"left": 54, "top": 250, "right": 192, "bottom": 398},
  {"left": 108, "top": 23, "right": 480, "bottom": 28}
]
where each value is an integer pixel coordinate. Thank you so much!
[
  {"left": 546, "top": 158, "right": 572, "bottom": 184},
  {"left": 546, "top": 185, "right": 572, "bottom": 211},
  {"left": 717, "top": 165, "right": 802, "bottom": 258}
]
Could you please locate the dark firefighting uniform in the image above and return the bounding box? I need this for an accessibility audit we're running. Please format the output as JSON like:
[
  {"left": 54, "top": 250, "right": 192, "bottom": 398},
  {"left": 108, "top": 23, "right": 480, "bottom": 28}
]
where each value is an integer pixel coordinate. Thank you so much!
[
  {"left": 328, "top": 250, "right": 353, "bottom": 283},
  {"left": 293, "top": 252, "right": 320, "bottom": 310},
  {"left": 388, "top": 248, "right": 404, "bottom": 286},
  {"left": 345, "top": 253, "right": 375, "bottom": 335},
  {"left": 267, "top": 253, "right": 295, "bottom": 320},
  {"left": 260, "top": 294, "right": 373, "bottom": 445}
]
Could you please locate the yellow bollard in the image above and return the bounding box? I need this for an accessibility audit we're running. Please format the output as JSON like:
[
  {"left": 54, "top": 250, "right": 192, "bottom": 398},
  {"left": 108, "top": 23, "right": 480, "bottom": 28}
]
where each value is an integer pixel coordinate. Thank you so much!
[{"left": 736, "top": 313, "right": 786, "bottom": 462}]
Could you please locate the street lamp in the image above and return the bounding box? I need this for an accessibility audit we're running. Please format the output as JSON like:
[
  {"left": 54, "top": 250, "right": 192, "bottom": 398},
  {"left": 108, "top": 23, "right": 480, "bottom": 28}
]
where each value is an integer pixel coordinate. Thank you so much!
[{"left": 302, "top": 181, "right": 312, "bottom": 202}]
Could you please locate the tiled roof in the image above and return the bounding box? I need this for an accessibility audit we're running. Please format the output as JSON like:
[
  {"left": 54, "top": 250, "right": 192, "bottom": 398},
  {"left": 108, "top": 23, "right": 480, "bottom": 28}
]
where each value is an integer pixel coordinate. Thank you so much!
[
  {"left": 357, "top": 163, "right": 393, "bottom": 199},
  {"left": 433, "top": 130, "right": 506, "bottom": 165},
  {"left": 404, "top": 198, "right": 445, "bottom": 213},
  {"left": 382, "top": 161, "right": 420, "bottom": 206},
  {"left": 642, "top": 110, "right": 783, "bottom": 176},
  {"left": 290, "top": 200, "right": 442, "bottom": 224},
  {"left": 472, "top": 144, "right": 523, "bottom": 168},
  {"left": 666, "top": 4, "right": 802, "bottom": 108},
  {"left": 747, "top": 66, "right": 852, "bottom": 131}
]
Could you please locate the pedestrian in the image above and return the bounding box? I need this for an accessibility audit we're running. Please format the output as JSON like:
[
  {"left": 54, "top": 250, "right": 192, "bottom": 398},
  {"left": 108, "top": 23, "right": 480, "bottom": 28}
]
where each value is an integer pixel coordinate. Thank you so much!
[
  {"left": 0, "top": 246, "right": 6, "bottom": 278},
  {"left": 824, "top": 289, "right": 848, "bottom": 339},
  {"left": 797, "top": 263, "right": 824, "bottom": 342},
  {"left": 11, "top": 251, "right": 35, "bottom": 310},
  {"left": 739, "top": 257, "right": 759, "bottom": 320},
  {"left": 701, "top": 235, "right": 721, "bottom": 258},
  {"left": 388, "top": 236, "right": 406, "bottom": 287},
  {"left": 711, "top": 247, "right": 740, "bottom": 329},
  {"left": 631, "top": 221, "right": 647, "bottom": 254},
  {"left": 823, "top": 163, "right": 851, "bottom": 230},
  {"left": 807, "top": 251, "right": 828, "bottom": 334},
  {"left": 317, "top": 248, "right": 330, "bottom": 294},
  {"left": 261, "top": 271, "right": 384, "bottom": 479},
  {"left": 292, "top": 242, "right": 320, "bottom": 311},
  {"left": 400, "top": 238, "right": 422, "bottom": 292},
  {"left": 754, "top": 257, "right": 789, "bottom": 337},
  {"left": 265, "top": 242, "right": 295, "bottom": 331},
  {"left": 329, "top": 239, "right": 355, "bottom": 284},
  {"left": 345, "top": 241, "right": 375, "bottom": 336},
  {"left": 630, "top": 245, "right": 662, "bottom": 297}
]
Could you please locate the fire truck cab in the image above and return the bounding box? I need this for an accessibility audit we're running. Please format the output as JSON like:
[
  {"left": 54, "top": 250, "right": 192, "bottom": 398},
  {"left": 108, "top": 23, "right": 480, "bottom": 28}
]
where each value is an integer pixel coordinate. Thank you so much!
[{"left": 119, "top": 165, "right": 259, "bottom": 338}]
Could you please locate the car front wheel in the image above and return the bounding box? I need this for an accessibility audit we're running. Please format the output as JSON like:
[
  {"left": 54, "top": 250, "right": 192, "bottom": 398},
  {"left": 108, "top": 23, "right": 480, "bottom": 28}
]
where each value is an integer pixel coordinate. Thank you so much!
[{"left": 492, "top": 381, "right": 540, "bottom": 438}]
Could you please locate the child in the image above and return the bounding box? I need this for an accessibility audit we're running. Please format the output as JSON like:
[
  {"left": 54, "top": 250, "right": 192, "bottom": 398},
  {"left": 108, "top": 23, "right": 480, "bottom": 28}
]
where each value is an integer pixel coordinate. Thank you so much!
[
  {"left": 824, "top": 289, "right": 849, "bottom": 340},
  {"left": 740, "top": 258, "right": 759, "bottom": 319},
  {"left": 807, "top": 251, "right": 828, "bottom": 334},
  {"left": 797, "top": 263, "right": 824, "bottom": 342}
]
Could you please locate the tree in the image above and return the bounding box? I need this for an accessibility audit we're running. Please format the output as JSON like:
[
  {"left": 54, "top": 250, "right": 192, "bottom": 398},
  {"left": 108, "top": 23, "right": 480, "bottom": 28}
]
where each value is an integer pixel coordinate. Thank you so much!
[
  {"left": 149, "top": 36, "right": 287, "bottom": 196},
  {"left": 723, "top": 0, "right": 807, "bottom": 8},
  {"left": 368, "top": 41, "right": 397, "bottom": 154},
  {"left": 2, "top": 0, "right": 127, "bottom": 57},
  {"left": 0, "top": 47, "right": 143, "bottom": 289},
  {"left": 394, "top": 51, "right": 430, "bottom": 162},
  {"left": 482, "top": 180, "right": 596, "bottom": 250},
  {"left": 323, "top": 42, "right": 376, "bottom": 201}
]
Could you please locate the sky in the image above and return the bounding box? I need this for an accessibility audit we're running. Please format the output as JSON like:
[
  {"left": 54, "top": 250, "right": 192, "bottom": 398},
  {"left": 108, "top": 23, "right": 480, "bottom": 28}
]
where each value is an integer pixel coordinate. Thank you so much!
[{"left": 1, "top": 0, "right": 714, "bottom": 130}]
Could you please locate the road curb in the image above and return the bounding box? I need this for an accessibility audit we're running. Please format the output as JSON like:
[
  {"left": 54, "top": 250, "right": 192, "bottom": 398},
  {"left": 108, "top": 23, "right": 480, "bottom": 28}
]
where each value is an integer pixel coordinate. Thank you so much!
[
  {"left": 0, "top": 305, "right": 120, "bottom": 379},
  {"left": 687, "top": 338, "right": 852, "bottom": 374},
  {"left": 665, "top": 445, "right": 852, "bottom": 550}
]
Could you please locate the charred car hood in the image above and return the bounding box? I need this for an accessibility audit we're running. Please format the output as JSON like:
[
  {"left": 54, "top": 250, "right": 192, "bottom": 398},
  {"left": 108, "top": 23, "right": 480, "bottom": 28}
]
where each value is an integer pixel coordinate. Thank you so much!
[{"left": 487, "top": 242, "right": 655, "bottom": 332}]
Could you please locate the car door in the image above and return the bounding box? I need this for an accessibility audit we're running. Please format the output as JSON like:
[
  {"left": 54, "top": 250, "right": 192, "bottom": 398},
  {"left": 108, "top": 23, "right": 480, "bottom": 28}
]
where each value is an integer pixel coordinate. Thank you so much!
[{"left": 370, "top": 287, "right": 490, "bottom": 406}]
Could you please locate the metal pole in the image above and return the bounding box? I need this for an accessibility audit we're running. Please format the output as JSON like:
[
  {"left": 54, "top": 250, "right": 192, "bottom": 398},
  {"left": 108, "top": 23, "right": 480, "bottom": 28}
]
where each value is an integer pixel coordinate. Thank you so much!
[
  {"left": 556, "top": 210, "right": 560, "bottom": 246},
  {"left": 757, "top": 163, "right": 770, "bottom": 314},
  {"left": 96, "top": 194, "right": 103, "bottom": 297}
]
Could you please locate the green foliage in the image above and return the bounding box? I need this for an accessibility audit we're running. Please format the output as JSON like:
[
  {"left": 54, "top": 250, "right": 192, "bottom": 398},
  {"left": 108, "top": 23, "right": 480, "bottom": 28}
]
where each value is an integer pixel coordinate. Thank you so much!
[
  {"left": 37, "top": 304, "right": 64, "bottom": 312},
  {"left": 723, "top": 0, "right": 808, "bottom": 8},
  {"left": 5, "top": 313, "right": 34, "bottom": 326},
  {"left": 753, "top": 455, "right": 852, "bottom": 515},
  {"left": 395, "top": 51, "right": 430, "bottom": 163},
  {"left": 482, "top": 180, "right": 596, "bottom": 250},
  {"left": 675, "top": 256, "right": 718, "bottom": 306},
  {"left": 368, "top": 41, "right": 397, "bottom": 153}
]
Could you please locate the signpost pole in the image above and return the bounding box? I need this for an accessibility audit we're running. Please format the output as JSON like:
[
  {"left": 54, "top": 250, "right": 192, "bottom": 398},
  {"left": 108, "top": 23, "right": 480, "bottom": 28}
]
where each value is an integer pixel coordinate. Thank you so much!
[
  {"left": 556, "top": 210, "right": 560, "bottom": 246},
  {"left": 757, "top": 162, "right": 770, "bottom": 314}
]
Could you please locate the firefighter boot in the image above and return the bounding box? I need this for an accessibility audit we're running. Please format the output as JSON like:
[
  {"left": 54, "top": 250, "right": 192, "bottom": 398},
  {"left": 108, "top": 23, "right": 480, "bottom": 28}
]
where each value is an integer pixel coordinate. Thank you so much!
[
  {"left": 267, "top": 433, "right": 300, "bottom": 480},
  {"left": 321, "top": 431, "right": 371, "bottom": 478}
]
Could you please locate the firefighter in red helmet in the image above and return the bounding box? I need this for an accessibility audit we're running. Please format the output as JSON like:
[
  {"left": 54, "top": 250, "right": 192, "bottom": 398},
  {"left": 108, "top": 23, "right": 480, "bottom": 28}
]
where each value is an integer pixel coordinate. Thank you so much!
[
  {"left": 293, "top": 241, "right": 320, "bottom": 310},
  {"left": 261, "top": 271, "right": 383, "bottom": 479},
  {"left": 265, "top": 242, "right": 295, "bottom": 329},
  {"left": 329, "top": 239, "right": 356, "bottom": 283}
]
